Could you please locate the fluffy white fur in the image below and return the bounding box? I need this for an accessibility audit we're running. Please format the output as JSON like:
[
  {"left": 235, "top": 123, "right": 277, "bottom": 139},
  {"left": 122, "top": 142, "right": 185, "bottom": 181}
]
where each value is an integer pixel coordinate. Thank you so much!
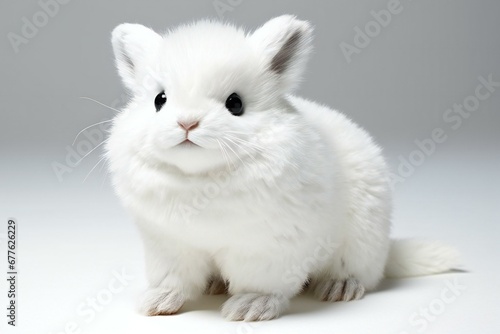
[{"left": 106, "top": 15, "right": 459, "bottom": 321}]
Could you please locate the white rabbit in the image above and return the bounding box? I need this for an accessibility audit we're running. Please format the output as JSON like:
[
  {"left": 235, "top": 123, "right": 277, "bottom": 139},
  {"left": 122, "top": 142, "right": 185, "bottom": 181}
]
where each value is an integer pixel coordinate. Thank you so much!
[{"left": 106, "top": 15, "right": 459, "bottom": 321}]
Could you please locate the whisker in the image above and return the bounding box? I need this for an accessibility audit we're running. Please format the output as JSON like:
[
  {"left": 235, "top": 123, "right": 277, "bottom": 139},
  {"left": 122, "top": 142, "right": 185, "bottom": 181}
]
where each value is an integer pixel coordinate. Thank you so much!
[
  {"left": 225, "top": 134, "right": 266, "bottom": 152},
  {"left": 217, "top": 139, "right": 234, "bottom": 170},
  {"left": 223, "top": 136, "right": 259, "bottom": 165},
  {"left": 72, "top": 120, "right": 112, "bottom": 146},
  {"left": 221, "top": 138, "right": 246, "bottom": 167},
  {"left": 225, "top": 130, "right": 253, "bottom": 136},
  {"left": 216, "top": 139, "right": 228, "bottom": 169},
  {"left": 225, "top": 134, "right": 298, "bottom": 168},
  {"left": 220, "top": 140, "right": 238, "bottom": 170},
  {"left": 100, "top": 168, "right": 109, "bottom": 190},
  {"left": 79, "top": 96, "right": 121, "bottom": 113},
  {"left": 98, "top": 154, "right": 108, "bottom": 187},
  {"left": 83, "top": 156, "right": 107, "bottom": 183},
  {"left": 74, "top": 139, "right": 108, "bottom": 165},
  {"left": 224, "top": 134, "right": 276, "bottom": 159}
]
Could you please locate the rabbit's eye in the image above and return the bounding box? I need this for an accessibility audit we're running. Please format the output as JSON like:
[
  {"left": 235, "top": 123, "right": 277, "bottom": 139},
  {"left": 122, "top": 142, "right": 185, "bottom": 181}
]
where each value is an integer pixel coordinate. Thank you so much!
[
  {"left": 225, "top": 93, "right": 244, "bottom": 116},
  {"left": 154, "top": 91, "right": 167, "bottom": 112}
]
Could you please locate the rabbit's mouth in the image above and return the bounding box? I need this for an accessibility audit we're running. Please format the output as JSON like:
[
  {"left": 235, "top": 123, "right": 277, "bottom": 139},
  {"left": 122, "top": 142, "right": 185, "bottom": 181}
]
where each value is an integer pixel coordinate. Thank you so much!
[{"left": 177, "top": 139, "right": 200, "bottom": 147}]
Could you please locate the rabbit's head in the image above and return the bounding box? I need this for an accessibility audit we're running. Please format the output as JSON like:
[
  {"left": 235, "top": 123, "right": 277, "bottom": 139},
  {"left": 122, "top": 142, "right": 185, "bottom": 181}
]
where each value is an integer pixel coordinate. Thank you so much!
[{"left": 108, "top": 15, "right": 313, "bottom": 175}]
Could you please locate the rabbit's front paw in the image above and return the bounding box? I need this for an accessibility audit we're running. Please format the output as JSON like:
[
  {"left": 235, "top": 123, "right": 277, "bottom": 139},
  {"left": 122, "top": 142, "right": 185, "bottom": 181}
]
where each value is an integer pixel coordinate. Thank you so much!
[
  {"left": 140, "top": 288, "right": 185, "bottom": 316},
  {"left": 313, "top": 277, "right": 365, "bottom": 302},
  {"left": 221, "top": 293, "right": 288, "bottom": 321}
]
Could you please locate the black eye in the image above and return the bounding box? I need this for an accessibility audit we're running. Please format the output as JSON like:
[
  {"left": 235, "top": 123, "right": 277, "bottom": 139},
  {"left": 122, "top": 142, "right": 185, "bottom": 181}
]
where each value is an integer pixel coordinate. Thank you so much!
[
  {"left": 154, "top": 91, "right": 167, "bottom": 112},
  {"left": 225, "top": 93, "right": 244, "bottom": 116}
]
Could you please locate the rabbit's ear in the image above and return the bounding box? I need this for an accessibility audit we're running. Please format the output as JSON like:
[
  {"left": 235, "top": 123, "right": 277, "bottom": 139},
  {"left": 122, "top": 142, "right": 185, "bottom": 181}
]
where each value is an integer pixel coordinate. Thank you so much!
[
  {"left": 111, "top": 23, "right": 162, "bottom": 91},
  {"left": 250, "top": 15, "right": 313, "bottom": 91}
]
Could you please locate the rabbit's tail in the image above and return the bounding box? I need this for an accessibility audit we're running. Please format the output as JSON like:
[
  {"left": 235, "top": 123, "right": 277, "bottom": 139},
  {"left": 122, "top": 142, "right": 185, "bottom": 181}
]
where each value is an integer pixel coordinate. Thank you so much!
[{"left": 385, "top": 239, "right": 460, "bottom": 278}]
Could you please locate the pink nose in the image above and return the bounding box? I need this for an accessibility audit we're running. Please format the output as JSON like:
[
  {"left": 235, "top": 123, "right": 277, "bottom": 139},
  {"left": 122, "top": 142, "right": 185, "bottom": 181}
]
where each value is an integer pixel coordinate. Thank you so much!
[{"left": 177, "top": 121, "right": 199, "bottom": 131}]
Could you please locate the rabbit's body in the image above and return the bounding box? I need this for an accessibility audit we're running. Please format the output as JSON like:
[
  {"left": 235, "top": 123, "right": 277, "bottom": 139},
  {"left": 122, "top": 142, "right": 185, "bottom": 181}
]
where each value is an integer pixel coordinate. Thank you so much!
[{"left": 107, "top": 16, "right": 458, "bottom": 321}]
